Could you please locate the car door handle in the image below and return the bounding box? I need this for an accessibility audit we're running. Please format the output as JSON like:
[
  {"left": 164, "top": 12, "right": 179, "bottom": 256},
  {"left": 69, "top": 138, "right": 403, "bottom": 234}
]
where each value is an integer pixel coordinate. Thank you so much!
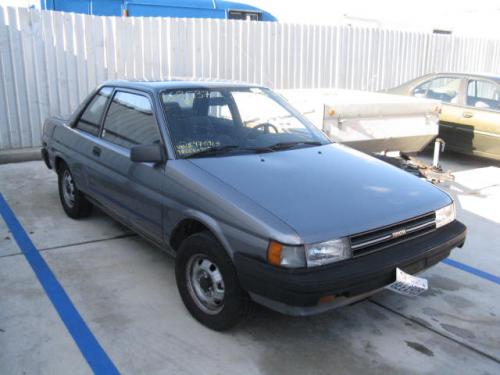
[
  {"left": 92, "top": 146, "right": 101, "bottom": 157},
  {"left": 462, "top": 111, "right": 473, "bottom": 118}
]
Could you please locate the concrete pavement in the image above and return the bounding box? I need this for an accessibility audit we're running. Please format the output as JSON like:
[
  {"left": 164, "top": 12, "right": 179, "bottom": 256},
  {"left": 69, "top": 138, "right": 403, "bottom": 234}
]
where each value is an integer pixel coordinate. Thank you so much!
[{"left": 1, "top": 151, "right": 499, "bottom": 374}]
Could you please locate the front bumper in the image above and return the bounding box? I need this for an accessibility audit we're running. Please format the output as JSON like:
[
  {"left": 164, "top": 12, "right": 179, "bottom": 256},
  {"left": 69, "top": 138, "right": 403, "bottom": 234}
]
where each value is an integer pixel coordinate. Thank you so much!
[{"left": 235, "top": 220, "right": 466, "bottom": 315}]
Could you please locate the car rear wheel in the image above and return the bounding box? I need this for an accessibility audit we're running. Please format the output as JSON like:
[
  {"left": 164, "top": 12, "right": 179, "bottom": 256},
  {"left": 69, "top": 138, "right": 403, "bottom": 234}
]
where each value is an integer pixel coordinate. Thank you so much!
[
  {"left": 175, "top": 231, "right": 251, "bottom": 331},
  {"left": 57, "top": 162, "right": 92, "bottom": 219}
]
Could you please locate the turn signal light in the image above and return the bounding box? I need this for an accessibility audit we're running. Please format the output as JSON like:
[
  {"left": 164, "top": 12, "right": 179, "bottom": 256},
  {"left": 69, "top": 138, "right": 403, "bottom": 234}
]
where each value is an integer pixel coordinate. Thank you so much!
[
  {"left": 267, "top": 241, "right": 282, "bottom": 266},
  {"left": 319, "top": 295, "right": 336, "bottom": 304},
  {"left": 266, "top": 241, "right": 307, "bottom": 268}
]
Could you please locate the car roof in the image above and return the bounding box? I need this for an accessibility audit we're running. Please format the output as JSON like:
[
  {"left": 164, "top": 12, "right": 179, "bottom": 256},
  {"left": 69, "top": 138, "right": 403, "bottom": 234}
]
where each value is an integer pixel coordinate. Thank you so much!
[
  {"left": 419, "top": 72, "right": 500, "bottom": 83},
  {"left": 101, "top": 79, "right": 265, "bottom": 92}
]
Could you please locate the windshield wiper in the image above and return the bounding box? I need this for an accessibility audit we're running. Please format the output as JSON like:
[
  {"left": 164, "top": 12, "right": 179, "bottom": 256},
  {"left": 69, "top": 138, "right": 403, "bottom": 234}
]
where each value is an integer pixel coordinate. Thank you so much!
[
  {"left": 267, "top": 141, "right": 322, "bottom": 150},
  {"left": 183, "top": 141, "right": 321, "bottom": 158},
  {"left": 184, "top": 145, "right": 241, "bottom": 159},
  {"left": 240, "top": 146, "right": 275, "bottom": 154}
]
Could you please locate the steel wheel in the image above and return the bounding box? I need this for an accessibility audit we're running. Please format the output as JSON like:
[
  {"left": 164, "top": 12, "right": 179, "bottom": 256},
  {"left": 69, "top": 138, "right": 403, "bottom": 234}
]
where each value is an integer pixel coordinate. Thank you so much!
[
  {"left": 62, "top": 169, "right": 76, "bottom": 208},
  {"left": 176, "top": 231, "right": 251, "bottom": 330},
  {"left": 186, "top": 254, "right": 225, "bottom": 315}
]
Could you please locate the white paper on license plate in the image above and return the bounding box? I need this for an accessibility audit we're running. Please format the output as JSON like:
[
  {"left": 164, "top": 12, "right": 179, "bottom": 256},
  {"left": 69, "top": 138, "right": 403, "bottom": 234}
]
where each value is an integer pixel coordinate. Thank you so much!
[{"left": 385, "top": 268, "right": 428, "bottom": 297}]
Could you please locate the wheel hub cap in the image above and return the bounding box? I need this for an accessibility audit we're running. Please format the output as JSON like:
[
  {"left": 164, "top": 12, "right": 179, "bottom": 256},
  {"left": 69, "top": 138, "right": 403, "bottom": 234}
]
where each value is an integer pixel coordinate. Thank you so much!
[
  {"left": 186, "top": 254, "right": 225, "bottom": 314},
  {"left": 62, "top": 170, "right": 76, "bottom": 208}
]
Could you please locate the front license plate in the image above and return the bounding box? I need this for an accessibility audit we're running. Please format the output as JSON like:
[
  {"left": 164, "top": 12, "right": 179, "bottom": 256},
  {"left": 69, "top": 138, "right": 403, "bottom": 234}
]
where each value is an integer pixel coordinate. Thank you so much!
[{"left": 385, "top": 268, "right": 428, "bottom": 297}]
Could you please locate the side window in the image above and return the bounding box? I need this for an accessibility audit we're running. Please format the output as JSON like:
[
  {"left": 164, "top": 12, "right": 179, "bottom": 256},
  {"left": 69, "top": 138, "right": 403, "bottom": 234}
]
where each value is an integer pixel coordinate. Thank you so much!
[
  {"left": 228, "top": 10, "right": 262, "bottom": 21},
  {"left": 102, "top": 91, "right": 161, "bottom": 149},
  {"left": 466, "top": 80, "right": 500, "bottom": 110},
  {"left": 413, "top": 77, "right": 462, "bottom": 103},
  {"left": 75, "top": 87, "right": 112, "bottom": 136}
]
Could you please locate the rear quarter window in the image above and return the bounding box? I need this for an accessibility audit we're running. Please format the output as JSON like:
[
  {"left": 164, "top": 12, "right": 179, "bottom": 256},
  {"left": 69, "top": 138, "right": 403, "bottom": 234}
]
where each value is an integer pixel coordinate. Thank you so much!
[{"left": 75, "top": 87, "right": 112, "bottom": 136}]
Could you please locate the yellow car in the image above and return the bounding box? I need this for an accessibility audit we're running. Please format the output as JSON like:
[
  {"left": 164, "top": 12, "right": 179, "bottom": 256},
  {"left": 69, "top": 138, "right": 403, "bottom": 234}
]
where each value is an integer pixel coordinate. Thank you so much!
[{"left": 387, "top": 73, "right": 500, "bottom": 160}]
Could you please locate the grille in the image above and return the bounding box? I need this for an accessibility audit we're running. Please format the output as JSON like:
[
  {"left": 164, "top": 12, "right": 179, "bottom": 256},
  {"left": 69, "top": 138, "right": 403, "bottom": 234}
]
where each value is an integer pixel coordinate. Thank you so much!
[{"left": 350, "top": 211, "right": 436, "bottom": 257}]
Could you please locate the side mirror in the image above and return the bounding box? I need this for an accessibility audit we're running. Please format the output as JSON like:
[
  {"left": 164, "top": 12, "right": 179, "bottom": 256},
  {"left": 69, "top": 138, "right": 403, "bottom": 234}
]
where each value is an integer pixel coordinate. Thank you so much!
[{"left": 130, "top": 143, "right": 165, "bottom": 163}]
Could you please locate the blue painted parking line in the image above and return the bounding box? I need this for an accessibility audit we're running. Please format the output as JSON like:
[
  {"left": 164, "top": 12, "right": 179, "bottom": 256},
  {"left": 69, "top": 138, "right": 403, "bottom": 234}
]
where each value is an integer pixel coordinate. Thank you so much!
[
  {"left": 0, "top": 193, "right": 120, "bottom": 375},
  {"left": 442, "top": 258, "right": 500, "bottom": 285}
]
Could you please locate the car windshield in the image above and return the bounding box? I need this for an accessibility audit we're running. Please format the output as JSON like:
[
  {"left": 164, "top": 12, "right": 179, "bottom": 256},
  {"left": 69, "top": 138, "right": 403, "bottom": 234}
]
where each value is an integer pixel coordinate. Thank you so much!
[{"left": 160, "top": 87, "right": 330, "bottom": 158}]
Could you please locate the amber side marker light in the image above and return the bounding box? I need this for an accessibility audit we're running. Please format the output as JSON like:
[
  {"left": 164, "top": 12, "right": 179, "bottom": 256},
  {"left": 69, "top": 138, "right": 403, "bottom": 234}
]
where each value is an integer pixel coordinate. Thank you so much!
[
  {"left": 319, "top": 295, "right": 336, "bottom": 304},
  {"left": 267, "top": 240, "right": 283, "bottom": 266}
]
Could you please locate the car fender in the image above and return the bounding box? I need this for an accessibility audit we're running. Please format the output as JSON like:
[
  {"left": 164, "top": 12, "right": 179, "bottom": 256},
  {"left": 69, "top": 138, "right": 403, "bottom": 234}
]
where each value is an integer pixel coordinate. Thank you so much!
[{"left": 175, "top": 208, "right": 237, "bottom": 258}]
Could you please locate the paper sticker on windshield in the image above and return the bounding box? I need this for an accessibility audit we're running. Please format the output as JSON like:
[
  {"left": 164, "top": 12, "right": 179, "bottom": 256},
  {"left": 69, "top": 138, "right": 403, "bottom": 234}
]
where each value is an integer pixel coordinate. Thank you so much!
[{"left": 385, "top": 268, "right": 428, "bottom": 297}]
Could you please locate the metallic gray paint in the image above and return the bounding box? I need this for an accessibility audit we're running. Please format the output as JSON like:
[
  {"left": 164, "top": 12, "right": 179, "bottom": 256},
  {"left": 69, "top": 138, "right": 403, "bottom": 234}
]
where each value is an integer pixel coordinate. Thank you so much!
[
  {"left": 189, "top": 144, "right": 451, "bottom": 244},
  {"left": 43, "top": 80, "right": 453, "bottom": 264}
]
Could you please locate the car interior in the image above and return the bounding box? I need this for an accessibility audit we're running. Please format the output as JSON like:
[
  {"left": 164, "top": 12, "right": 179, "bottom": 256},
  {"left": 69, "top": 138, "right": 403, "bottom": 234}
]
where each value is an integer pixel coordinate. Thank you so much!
[
  {"left": 413, "top": 77, "right": 462, "bottom": 104},
  {"left": 466, "top": 80, "right": 500, "bottom": 110},
  {"left": 162, "top": 89, "right": 316, "bottom": 157}
]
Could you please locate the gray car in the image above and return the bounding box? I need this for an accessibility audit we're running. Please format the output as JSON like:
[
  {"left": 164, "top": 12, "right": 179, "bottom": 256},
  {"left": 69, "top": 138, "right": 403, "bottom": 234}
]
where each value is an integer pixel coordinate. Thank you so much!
[{"left": 42, "top": 81, "right": 466, "bottom": 330}]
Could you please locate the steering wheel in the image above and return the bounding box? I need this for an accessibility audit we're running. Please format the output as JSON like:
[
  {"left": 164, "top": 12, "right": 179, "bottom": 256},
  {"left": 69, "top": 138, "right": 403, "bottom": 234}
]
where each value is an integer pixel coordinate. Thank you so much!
[{"left": 246, "top": 123, "right": 279, "bottom": 139}]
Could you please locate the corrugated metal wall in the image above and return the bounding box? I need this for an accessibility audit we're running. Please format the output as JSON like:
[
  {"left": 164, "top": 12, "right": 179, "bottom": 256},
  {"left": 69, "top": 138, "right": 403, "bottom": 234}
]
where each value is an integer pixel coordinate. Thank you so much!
[{"left": 1, "top": 6, "right": 500, "bottom": 151}]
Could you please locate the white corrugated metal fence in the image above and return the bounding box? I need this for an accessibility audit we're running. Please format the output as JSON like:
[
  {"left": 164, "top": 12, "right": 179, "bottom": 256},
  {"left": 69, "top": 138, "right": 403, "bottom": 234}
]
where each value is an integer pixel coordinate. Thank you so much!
[{"left": 1, "top": 6, "right": 500, "bottom": 150}]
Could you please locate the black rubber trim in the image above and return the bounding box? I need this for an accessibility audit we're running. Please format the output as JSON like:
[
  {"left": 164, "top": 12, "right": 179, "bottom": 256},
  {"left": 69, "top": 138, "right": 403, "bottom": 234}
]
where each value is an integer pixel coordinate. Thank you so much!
[{"left": 235, "top": 220, "right": 466, "bottom": 307}]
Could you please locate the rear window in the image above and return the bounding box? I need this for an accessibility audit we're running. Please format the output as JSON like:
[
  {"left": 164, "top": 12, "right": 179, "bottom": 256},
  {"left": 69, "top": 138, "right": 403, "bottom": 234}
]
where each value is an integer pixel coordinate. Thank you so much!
[
  {"left": 466, "top": 80, "right": 500, "bottom": 110},
  {"left": 75, "top": 87, "right": 112, "bottom": 136}
]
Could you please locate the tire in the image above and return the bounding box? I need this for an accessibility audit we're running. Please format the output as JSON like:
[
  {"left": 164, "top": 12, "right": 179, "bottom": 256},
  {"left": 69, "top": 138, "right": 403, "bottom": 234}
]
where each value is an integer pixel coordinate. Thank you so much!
[
  {"left": 57, "top": 162, "right": 92, "bottom": 219},
  {"left": 175, "top": 231, "right": 251, "bottom": 331}
]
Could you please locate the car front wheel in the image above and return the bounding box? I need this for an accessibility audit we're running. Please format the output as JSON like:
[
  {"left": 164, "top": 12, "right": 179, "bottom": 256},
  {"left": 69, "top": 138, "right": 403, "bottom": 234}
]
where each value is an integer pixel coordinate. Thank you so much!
[{"left": 175, "top": 231, "right": 251, "bottom": 331}]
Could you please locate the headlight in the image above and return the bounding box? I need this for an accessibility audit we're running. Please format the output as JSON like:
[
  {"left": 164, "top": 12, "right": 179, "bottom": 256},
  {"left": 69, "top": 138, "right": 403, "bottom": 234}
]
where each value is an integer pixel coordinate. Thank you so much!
[
  {"left": 267, "top": 238, "right": 352, "bottom": 268},
  {"left": 435, "top": 202, "right": 456, "bottom": 228},
  {"left": 305, "top": 238, "right": 351, "bottom": 267}
]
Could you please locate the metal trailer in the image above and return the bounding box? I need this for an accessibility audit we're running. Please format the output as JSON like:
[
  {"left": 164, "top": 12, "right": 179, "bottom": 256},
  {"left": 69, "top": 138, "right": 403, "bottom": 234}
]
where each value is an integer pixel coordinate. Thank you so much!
[
  {"left": 279, "top": 89, "right": 453, "bottom": 183},
  {"left": 39, "top": 0, "right": 277, "bottom": 20}
]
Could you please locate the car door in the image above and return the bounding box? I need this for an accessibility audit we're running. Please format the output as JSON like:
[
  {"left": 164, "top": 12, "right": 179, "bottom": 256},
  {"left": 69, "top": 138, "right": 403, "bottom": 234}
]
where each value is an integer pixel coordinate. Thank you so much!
[
  {"left": 412, "top": 75, "right": 470, "bottom": 152},
  {"left": 92, "top": 89, "right": 166, "bottom": 244},
  {"left": 69, "top": 87, "right": 113, "bottom": 195},
  {"left": 455, "top": 79, "right": 500, "bottom": 159}
]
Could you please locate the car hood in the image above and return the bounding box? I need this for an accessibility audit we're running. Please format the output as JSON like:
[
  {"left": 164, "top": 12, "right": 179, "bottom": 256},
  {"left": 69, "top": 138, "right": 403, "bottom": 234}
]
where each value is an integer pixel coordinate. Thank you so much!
[{"left": 189, "top": 144, "right": 451, "bottom": 244}]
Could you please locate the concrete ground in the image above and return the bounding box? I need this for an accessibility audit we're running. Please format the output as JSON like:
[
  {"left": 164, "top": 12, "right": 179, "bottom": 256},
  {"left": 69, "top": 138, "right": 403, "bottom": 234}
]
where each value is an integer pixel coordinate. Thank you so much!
[{"left": 0, "top": 150, "right": 499, "bottom": 375}]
